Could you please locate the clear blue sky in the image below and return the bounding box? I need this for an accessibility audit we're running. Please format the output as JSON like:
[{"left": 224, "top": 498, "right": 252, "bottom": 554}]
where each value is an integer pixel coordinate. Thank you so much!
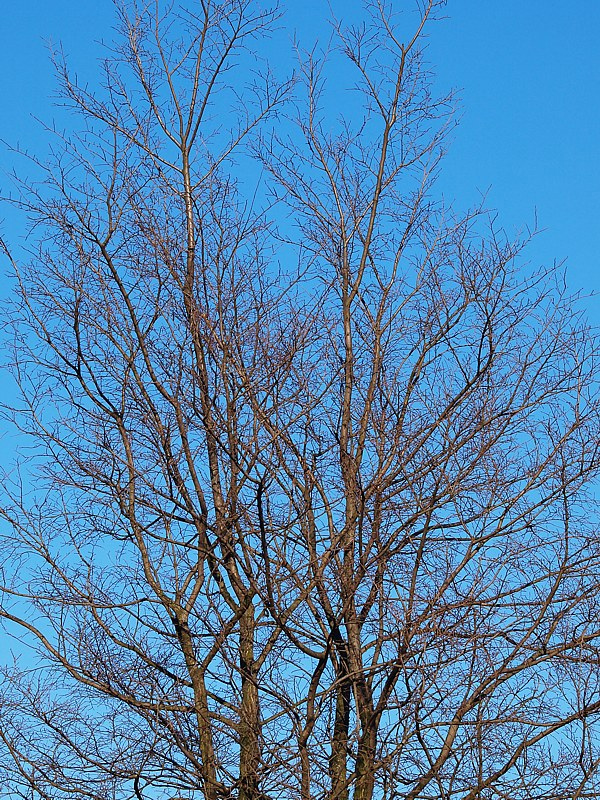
[{"left": 1, "top": 1, "right": 599, "bottom": 307}]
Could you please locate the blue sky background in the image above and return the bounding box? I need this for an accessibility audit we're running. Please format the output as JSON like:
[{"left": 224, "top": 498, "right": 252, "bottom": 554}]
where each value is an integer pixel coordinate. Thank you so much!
[
  {"left": 427, "top": 2, "right": 600, "bottom": 310},
  {"left": 0, "top": 0, "right": 597, "bottom": 776},
  {"left": 0, "top": 1, "right": 598, "bottom": 304}
]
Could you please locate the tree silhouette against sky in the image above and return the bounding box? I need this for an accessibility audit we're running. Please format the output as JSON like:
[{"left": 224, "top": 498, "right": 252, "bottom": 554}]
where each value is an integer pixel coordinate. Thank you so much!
[{"left": 1, "top": 3, "right": 600, "bottom": 800}]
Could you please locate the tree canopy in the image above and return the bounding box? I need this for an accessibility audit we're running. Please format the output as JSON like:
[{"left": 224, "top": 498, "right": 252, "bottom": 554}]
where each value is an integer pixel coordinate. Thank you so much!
[{"left": 2, "top": 2, "right": 600, "bottom": 800}]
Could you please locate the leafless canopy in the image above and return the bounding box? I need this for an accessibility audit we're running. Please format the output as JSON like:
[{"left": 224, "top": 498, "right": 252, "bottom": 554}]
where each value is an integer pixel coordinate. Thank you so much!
[{"left": 2, "top": 2, "right": 600, "bottom": 800}]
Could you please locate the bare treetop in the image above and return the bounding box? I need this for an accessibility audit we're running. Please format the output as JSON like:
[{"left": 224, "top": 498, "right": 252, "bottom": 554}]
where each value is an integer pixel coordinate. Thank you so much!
[{"left": 1, "top": 2, "right": 600, "bottom": 800}]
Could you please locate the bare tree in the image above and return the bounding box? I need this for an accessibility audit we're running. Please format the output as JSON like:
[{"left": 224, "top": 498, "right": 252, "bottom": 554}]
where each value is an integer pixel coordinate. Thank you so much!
[{"left": 2, "top": 2, "right": 600, "bottom": 799}]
